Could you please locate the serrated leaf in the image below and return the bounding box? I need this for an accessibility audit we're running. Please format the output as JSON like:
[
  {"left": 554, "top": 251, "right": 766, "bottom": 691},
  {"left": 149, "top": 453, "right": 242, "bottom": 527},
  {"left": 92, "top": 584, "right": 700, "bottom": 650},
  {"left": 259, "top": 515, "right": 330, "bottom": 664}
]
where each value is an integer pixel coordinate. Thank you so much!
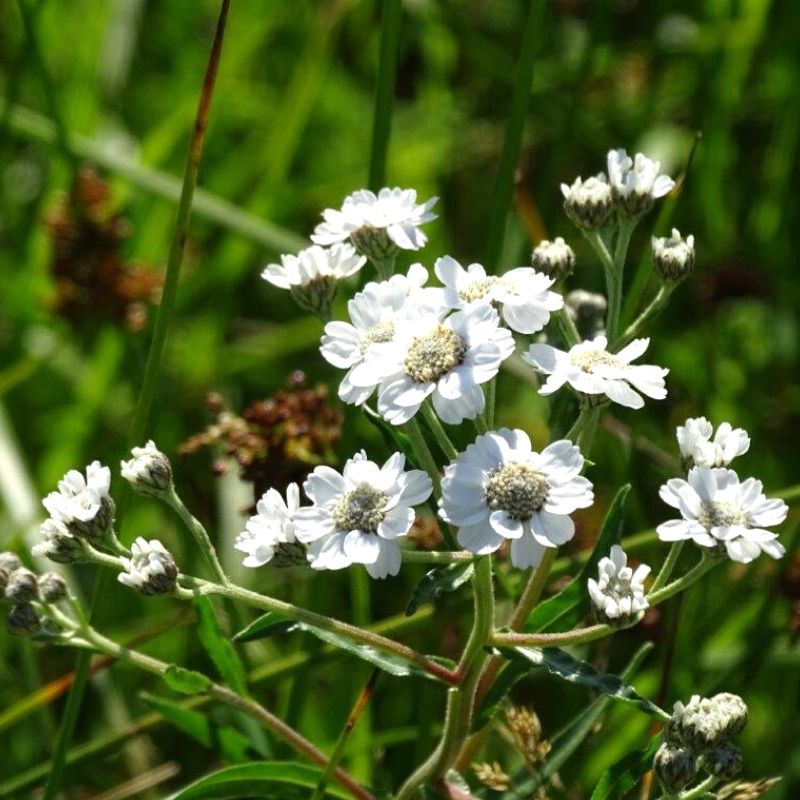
[
  {"left": 498, "top": 645, "right": 668, "bottom": 719},
  {"left": 142, "top": 693, "right": 253, "bottom": 763},
  {"left": 524, "top": 484, "right": 631, "bottom": 633},
  {"left": 163, "top": 665, "right": 213, "bottom": 695},
  {"left": 165, "top": 762, "right": 352, "bottom": 799},
  {"left": 236, "top": 613, "right": 426, "bottom": 678},
  {"left": 589, "top": 734, "right": 661, "bottom": 800},
  {"left": 234, "top": 611, "right": 295, "bottom": 643},
  {"left": 195, "top": 596, "right": 248, "bottom": 694},
  {"left": 406, "top": 562, "right": 475, "bottom": 616}
]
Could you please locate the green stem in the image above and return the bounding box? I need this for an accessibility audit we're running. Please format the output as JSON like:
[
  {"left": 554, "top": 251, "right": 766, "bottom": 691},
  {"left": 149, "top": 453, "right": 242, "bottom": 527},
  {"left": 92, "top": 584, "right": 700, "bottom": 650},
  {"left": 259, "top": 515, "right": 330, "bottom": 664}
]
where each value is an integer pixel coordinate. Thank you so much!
[
  {"left": 616, "top": 284, "right": 674, "bottom": 349},
  {"left": 607, "top": 219, "right": 636, "bottom": 341},
  {"left": 82, "top": 629, "right": 375, "bottom": 800},
  {"left": 368, "top": 0, "right": 402, "bottom": 191},
  {"left": 402, "top": 550, "right": 475, "bottom": 564},
  {"left": 475, "top": 413, "right": 490, "bottom": 434},
  {"left": 650, "top": 541, "right": 684, "bottom": 593},
  {"left": 395, "top": 556, "right": 495, "bottom": 798},
  {"left": 420, "top": 402, "right": 459, "bottom": 461},
  {"left": 165, "top": 488, "right": 229, "bottom": 585},
  {"left": 180, "top": 577, "right": 460, "bottom": 685},
  {"left": 554, "top": 307, "right": 581, "bottom": 347},
  {"left": 485, "top": 377, "right": 497, "bottom": 428},
  {"left": 676, "top": 775, "right": 718, "bottom": 800},
  {"left": 564, "top": 406, "right": 592, "bottom": 443}
]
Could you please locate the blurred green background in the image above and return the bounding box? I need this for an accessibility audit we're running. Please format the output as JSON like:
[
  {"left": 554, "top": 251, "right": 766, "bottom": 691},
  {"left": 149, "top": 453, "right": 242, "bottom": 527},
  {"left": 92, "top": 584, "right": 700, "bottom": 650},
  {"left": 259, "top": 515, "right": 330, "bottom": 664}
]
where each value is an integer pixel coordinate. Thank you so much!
[{"left": 1, "top": 0, "right": 799, "bottom": 797}]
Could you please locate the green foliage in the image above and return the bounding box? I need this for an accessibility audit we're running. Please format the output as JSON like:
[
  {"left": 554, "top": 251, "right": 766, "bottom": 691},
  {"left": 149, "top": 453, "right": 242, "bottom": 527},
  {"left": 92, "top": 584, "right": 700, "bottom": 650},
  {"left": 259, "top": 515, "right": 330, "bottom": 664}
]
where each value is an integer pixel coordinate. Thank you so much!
[
  {"left": 590, "top": 734, "right": 662, "bottom": 800},
  {"left": 163, "top": 665, "right": 213, "bottom": 696},
  {"left": 405, "top": 562, "right": 475, "bottom": 617}
]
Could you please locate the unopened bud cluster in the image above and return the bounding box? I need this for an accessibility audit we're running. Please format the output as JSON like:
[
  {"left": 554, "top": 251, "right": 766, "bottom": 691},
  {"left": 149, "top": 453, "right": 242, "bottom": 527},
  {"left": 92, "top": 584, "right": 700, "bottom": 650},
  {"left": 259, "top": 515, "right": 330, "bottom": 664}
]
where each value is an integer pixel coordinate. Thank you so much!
[
  {"left": 121, "top": 440, "right": 173, "bottom": 497},
  {"left": 118, "top": 537, "right": 179, "bottom": 596},
  {"left": 656, "top": 692, "right": 748, "bottom": 795},
  {"left": 1, "top": 552, "right": 69, "bottom": 637},
  {"left": 530, "top": 237, "right": 575, "bottom": 281}
]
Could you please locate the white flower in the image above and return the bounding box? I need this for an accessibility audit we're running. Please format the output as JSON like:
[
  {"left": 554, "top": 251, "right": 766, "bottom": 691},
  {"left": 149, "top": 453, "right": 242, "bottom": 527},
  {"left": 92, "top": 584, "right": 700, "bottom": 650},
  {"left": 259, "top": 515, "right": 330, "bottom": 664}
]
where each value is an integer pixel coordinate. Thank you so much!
[
  {"left": 43, "top": 461, "right": 114, "bottom": 541},
  {"left": 118, "top": 537, "right": 178, "bottom": 595},
  {"left": 357, "top": 303, "right": 515, "bottom": 425},
  {"left": 524, "top": 336, "right": 668, "bottom": 410},
  {"left": 261, "top": 243, "right": 366, "bottom": 318},
  {"left": 587, "top": 545, "right": 650, "bottom": 625},
  {"left": 657, "top": 466, "right": 787, "bottom": 563},
  {"left": 261, "top": 243, "right": 365, "bottom": 289},
  {"left": 435, "top": 256, "right": 563, "bottom": 334},
  {"left": 676, "top": 418, "right": 750, "bottom": 469},
  {"left": 560, "top": 174, "right": 613, "bottom": 230},
  {"left": 607, "top": 149, "right": 675, "bottom": 216},
  {"left": 320, "top": 264, "right": 445, "bottom": 405},
  {"left": 311, "top": 188, "right": 438, "bottom": 254},
  {"left": 652, "top": 228, "right": 695, "bottom": 282},
  {"left": 121, "top": 440, "right": 172, "bottom": 496},
  {"left": 235, "top": 484, "right": 300, "bottom": 568},
  {"left": 439, "top": 429, "right": 593, "bottom": 568},
  {"left": 293, "top": 452, "right": 432, "bottom": 579}
]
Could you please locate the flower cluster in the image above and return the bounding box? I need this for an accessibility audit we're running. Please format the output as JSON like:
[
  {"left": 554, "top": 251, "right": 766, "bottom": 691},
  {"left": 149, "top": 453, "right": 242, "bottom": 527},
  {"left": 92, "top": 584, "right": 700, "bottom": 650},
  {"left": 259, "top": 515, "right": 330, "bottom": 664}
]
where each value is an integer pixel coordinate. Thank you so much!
[
  {"left": 587, "top": 545, "right": 650, "bottom": 627},
  {"left": 658, "top": 419, "right": 786, "bottom": 563},
  {"left": 1, "top": 551, "right": 67, "bottom": 637},
  {"left": 655, "top": 693, "right": 748, "bottom": 793}
]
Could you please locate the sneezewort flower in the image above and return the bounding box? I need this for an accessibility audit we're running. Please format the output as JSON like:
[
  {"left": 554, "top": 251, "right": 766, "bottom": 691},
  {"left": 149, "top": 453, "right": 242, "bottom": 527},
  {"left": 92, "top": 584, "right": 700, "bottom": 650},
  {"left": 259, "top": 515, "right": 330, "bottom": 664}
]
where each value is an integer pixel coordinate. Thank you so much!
[
  {"left": 676, "top": 417, "right": 750, "bottom": 470},
  {"left": 560, "top": 174, "right": 613, "bottom": 230},
  {"left": 652, "top": 228, "right": 695, "bottom": 282},
  {"left": 524, "top": 336, "right": 668, "bottom": 410},
  {"left": 311, "top": 187, "right": 438, "bottom": 260},
  {"left": 654, "top": 743, "right": 697, "bottom": 794},
  {"left": 4, "top": 568, "right": 39, "bottom": 603},
  {"left": 293, "top": 451, "right": 432, "bottom": 579},
  {"left": 42, "top": 461, "right": 114, "bottom": 543},
  {"left": 261, "top": 243, "right": 366, "bottom": 319},
  {"left": 439, "top": 429, "right": 593, "bottom": 568},
  {"left": 235, "top": 483, "right": 300, "bottom": 568},
  {"left": 32, "top": 518, "right": 86, "bottom": 564},
  {"left": 118, "top": 538, "right": 179, "bottom": 596},
  {"left": 587, "top": 545, "right": 650, "bottom": 627},
  {"left": 657, "top": 466, "right": 787, "bottom": 563},
  {"left": 359, "top": 303, "right": 515, "bottom": 425},
  {"left": 320, "top": 264, "right": 445, "bottom": 405},
  {"left": 529, "top": 238, "right": 576, "bottom": 282},
  {"left": 607, "top": 148, "right": 675, "bottom": 217},
  {"left": 435, "top": 255, "right": 564, "bottom": 334},
  {"left": 121, "top": 440, "right": 173, "bottom": 497}
]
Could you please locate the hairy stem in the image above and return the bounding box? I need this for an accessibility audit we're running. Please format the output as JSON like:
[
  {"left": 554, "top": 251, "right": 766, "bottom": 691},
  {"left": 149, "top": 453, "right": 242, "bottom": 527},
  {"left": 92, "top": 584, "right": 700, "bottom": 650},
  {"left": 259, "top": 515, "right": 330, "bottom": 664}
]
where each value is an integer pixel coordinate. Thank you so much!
[
  {"left": 421, "top": 402, "right": 460, "bottom": 461},
  {"left": 607, "top": 219, "right": 636, "bottom": 341},
  {"left": 650, "top": 541, "right": 684, "bottom": 593}
]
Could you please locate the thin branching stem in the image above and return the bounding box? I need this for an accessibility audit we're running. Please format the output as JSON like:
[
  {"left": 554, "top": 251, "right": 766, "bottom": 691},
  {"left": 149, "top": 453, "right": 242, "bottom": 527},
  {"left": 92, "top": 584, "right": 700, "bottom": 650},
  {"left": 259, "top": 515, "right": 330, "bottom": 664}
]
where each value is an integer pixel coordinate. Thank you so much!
[{"left": 616, "top": 284, "right": 674, "bottom": 349}]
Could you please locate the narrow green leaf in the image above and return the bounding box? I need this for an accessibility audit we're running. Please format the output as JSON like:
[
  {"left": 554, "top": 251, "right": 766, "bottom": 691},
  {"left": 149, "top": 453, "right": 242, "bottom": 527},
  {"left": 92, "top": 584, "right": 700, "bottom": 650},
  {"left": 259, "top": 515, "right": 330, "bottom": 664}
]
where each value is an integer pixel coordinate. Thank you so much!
[
  {"left": 405, "top": 562, "right": 475, "bottom": 617},
  {"left": 471, "top": 660, "right": 529, "bottom": 731},
  {"left": 234, "top": 612, "right": 296, "bottom": 643},
  {"left": 589, "top": 734, "right": 661, "bottom": 800},
  {"left": 163, "top": 665, "right": 213, "bottom": 696},
  {"left": 194, "top": 596, "right": 248, "bottom": 694},
  {"left": 165, "top": 762, "right": 352, "bottom": 800},
  {"left": 497, "top": 645, "right": 667, "bottom": 719},
  {"left": 235, "top": 613, "right": 424, "bottom": 678},
  {"left": 524, "top": 484, "right": 631, "bottom": 633},
  {"left": 142, "top": 693, "right": 253, "bottom": 763}
]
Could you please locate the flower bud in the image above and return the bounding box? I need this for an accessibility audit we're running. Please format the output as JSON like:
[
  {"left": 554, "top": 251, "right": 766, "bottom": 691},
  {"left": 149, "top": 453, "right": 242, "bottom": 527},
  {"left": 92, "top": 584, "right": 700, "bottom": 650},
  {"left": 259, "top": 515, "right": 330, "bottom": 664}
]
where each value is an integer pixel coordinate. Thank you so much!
[
  {"left": 666, "top": 695, "right": 725, "bottom": 752},
  {"left": 710, "top": 693, "right": 748, "bottom": 737},
  {"left": 350, "top": 225, "right": 399, "bottom": 266},
  {"left": 530, "top": 237, "right": 575, "bottom": 281},
  {"left": 652, "top": 228, "right": 695, "bottom": 283},
  {"left": 118, "top": 537, "right": 178, "bottom": 596},
  {"left": 5, "top": 568, "right": 39, "bottom": 603},
  {"left": 7, "top": 603, "right": 41, "bottom": 636},
  {"left": 0, "top": 551, "right": 22, "bottom": 573},
  {"left": 69, "top": 495, "right": 116, "bottom": 543},
  {"left": 566, "top": 290, "right": 607, "bottom": 338},
  {"left": 38, "top": 572, "right": 68, "bottom": 603},
  {"left": 33, "top": 519, "right": 87, "bottom": 564},
  {"left": 560, "top": 175, "right": 613, "bottom": 230},
  {"left": 290, "top": 279, "right": 338, "bottom": 320},
  {"left": 121, "top": 441, "right": 173, "bottom": 497},
  {"left": 653, "top": 743, "right": 697, "bottom": 794},
  {"left": 706, "top": 741, "right": 743, "bottom": 780}
]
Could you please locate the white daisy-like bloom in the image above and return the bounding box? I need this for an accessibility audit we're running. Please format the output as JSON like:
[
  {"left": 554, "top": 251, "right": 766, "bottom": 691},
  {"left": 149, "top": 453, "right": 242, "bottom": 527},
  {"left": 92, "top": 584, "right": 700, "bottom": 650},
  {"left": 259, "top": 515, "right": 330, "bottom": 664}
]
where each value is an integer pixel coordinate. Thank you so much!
[
  {"left": 118, "top": 537, "right": 178, "bottom": 595},
  {"left": 356, "top": 303, "right": 515, "bottom": 425},
  {"left": 434, "top": 256, "right": 564, "bottom": 335},
  {"left": 293, "top": 452, "right": 432, "bottom": 579},
  {"left": 587, "top": 545, "right": 650, "bottom": 626},
  {"left": 560, "top": 174, "right": 614, "bottom": 230},
  {"left": 311, "top": 188, "right": 438, "bottom": 254},
  {"left": 43, "top": 461, "right": 113, "bottom": 541},
  {"left": 320, "top": 264, "right": 445, "bottom": 405},
  {"left": 607, "top": 149, "right": 676, "bottom": 216},
  {"left": 439, "top": 429, "right": 594, "bottom": 568},
  {"left": 235, "top": 484, "right": 300, "bottom": 568},
  {"left": 676, "top": 418, "right": 750, "bottom": 470},
  {"left": 524, "top": 335, "right": 668, "bottom": 410},
  {"left": 657, "top": 466, "right": 788, "bottom": 563}
]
